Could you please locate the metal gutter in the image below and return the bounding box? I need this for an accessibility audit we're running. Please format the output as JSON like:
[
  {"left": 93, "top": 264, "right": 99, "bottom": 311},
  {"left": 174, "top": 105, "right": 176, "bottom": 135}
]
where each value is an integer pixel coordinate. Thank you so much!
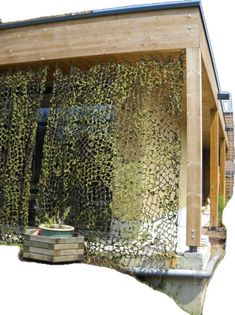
[
  {"left": 129, "top": 254, "right": 221, "bottom": 279},
  {"left": 0, "top": 1, "right": 200, "bottom": 29}
]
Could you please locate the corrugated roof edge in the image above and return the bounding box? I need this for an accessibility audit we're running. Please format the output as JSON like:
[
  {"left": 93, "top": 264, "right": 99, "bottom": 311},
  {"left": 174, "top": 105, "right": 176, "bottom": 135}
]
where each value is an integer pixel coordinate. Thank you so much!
[{"left": 0, "top": 0, "right": 227, "bottom": 113}]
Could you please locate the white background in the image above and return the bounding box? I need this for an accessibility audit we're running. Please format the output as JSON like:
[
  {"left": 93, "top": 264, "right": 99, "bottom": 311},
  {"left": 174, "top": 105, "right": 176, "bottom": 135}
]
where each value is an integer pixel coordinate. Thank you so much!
[{"left": 0, "top": 1, "right": 235, "bottom": 314}]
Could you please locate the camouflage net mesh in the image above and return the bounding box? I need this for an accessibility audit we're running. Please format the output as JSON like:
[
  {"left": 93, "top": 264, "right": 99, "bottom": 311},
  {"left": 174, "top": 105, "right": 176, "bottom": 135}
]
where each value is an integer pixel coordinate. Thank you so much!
[
  {"left": 0, "top": 68, "right": 47, "bottom": 231},
  {"left": 37, "top": 58, "right": 183, "bottom": 267}
]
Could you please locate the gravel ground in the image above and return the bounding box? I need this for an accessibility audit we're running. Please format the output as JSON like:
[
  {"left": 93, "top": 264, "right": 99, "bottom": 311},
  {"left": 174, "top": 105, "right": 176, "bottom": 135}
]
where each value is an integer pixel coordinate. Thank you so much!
[{"left": 202, "top": 226, "right": 226, "bottom": 259}]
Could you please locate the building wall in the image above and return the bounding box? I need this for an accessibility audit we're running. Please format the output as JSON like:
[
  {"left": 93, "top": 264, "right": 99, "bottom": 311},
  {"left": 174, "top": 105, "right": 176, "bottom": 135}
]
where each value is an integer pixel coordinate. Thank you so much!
[{"left": 224, "top": 112, "right": 235, "bottom": 201}]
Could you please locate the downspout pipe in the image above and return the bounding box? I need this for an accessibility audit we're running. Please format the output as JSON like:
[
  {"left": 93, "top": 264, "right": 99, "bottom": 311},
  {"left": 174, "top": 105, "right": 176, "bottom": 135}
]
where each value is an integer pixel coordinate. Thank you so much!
[{"left": 129, "top": 255, "right": 221, "bottom": 279}]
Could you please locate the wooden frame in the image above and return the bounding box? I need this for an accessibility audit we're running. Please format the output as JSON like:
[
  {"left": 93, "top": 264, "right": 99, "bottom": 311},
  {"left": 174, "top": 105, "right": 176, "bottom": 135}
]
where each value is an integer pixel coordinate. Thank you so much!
[
  {"left": 210, "top": 109, "right": 219, "bottom": 227},
  {"left": 186, "top": 47, "right": 202, "bottom": 249}
]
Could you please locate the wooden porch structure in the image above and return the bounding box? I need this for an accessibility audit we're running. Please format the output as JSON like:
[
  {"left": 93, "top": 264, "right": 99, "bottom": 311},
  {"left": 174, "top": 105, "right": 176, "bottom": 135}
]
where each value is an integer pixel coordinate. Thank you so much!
[{"left": 0, "top": 1, "right": 229, "bottom": 251}]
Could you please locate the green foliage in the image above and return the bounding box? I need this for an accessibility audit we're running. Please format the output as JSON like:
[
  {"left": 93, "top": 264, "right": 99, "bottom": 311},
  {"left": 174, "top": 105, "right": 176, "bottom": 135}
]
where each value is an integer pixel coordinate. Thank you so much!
[
  {"left": 0, "top": 224, "right": 23, "bottom": 245},
  {"left": 0, "top": 68, "right": 47, "bottom": 228},
  {"left": 218, "top": 194, "right": 226, "bottom": 226},
  {"left": 42, "top": 206, "right": 71, "bottom": 228}
]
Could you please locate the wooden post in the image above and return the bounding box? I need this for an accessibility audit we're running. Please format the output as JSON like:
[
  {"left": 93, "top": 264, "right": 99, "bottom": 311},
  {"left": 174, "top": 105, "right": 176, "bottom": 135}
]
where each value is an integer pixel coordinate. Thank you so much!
[
  {"left": 186, "top": 48, "right": 202, "bottom": 251},
  {"left": 219, "top": 138, "right": 226, "bottom": 201},
  {"left": 210, "top": 109, "right": 219, "bottom": 227}
]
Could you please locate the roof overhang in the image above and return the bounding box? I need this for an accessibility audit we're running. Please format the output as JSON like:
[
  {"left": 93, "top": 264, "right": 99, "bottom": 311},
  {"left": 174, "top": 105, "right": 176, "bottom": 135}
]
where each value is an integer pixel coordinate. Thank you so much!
[
  {"left": 0, "top": 1, "right": 201, "bottom": 29},
  {"left": 0, "top": 1, "right": 223, "bottom": 98},
  {"left": 0, "top": 1, "right": 230, "bottom": 143}
]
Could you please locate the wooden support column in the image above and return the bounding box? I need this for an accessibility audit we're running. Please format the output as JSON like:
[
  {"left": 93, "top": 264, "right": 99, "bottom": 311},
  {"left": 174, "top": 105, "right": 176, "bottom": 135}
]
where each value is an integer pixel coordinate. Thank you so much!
[
  {"left": 186, "top": 48, "right": 202, "bottom": 251},
  {"left": 219, "top": 138, "right": 226, "bottom": 201},
  {"left": 210, "top": 109, "right": 219, "bottom": 227}
]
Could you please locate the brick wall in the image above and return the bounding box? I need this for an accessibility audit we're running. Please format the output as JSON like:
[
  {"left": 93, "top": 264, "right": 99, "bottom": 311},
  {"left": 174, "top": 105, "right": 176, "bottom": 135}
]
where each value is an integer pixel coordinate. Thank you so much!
[{"left": 224, "top": 112, "right": 234, "bottom": 201}]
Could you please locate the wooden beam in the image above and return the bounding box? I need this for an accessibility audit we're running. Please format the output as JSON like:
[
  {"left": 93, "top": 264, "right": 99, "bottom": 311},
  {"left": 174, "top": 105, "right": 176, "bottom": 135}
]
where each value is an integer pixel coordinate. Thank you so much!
[
  {"left": 219, "top": 138, "right": 226, "bottom": 200},
  {"left": 200, "top": 24, "right": 228, "bottom": 147},
  {"left": 0, "top": 8, "right": 201, "bottom": 66},
  {"left": 210, "top": 109, "right": 219, "bottom": 227},
  {"left": 186, "top": 47, "right": 202, "bottom": 249}
]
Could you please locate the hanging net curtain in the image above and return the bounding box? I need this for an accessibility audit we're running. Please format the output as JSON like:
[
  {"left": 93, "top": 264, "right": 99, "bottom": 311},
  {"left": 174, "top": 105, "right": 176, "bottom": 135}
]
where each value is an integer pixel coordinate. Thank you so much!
[
  {"left": 37, "top": 58, "right": 183, "bottom": 264},
  {"left": 0, "top": 57, "right": 183, "bottom": 266},
  {"left": 0, "top": 68, "right": 47, "bottom": 230}
]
